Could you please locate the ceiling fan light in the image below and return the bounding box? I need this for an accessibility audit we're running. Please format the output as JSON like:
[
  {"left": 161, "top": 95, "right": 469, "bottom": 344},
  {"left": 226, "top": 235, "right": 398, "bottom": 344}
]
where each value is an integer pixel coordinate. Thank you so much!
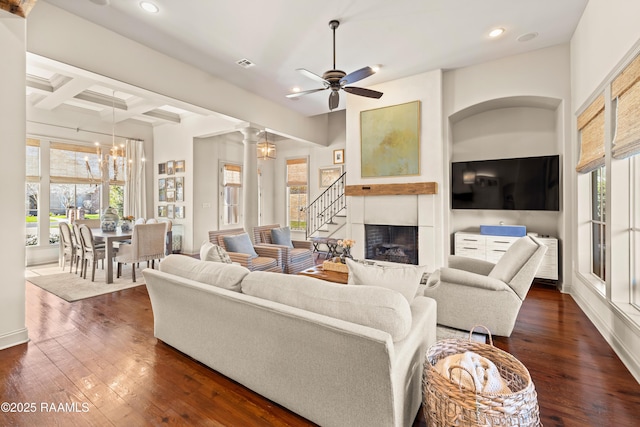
[{"left": 371, "top": 65, "right": 381, "bottom": 73}]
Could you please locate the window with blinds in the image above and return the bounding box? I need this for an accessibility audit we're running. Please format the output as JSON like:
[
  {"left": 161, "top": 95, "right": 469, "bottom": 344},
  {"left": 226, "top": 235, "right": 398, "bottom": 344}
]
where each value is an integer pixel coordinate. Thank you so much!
[
  {"left": 576, "top": 94, "right": 605, "bottom": 174},
  {"left": 612, "top": 53, "right": 640, "bottom": 159},
  {"left": 286, "top": 158, "right": 308, "bottom": 231}
]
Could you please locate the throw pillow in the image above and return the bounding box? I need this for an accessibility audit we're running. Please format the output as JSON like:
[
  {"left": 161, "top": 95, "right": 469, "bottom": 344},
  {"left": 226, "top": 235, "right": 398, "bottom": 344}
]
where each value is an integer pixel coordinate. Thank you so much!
[
  {"left": 200, "top": 242, "right": 233, "bottom": 264},
  {"left": 160, "top": 254, "right": 249, "bottom": 292},
  {"left": 345, "top": 258, "right": 427, "bottom": 303},
  {"left": 223, "top": 233, "right": 259, "bottom": 259},
  {"left": 270, "top": 226, "right": 294, "bottom": 248}
]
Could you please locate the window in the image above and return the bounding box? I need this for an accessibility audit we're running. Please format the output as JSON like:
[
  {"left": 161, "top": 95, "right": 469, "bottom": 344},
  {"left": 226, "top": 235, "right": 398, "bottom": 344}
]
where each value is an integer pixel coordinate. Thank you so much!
[
  {"left": 221, "top": 163, "right": 242, "bottom": 227},
  {"left": 26, "top": 139, "right": 40, "bottom": 246},
  {"left": 286, "top": 158, "right": 308, "bottom": 231},
  {"left": 632, "top": 157, "right": 640, "bottom": 309},
  {"left": 591, "top": 166, "right": 606, "bottom": 282}
]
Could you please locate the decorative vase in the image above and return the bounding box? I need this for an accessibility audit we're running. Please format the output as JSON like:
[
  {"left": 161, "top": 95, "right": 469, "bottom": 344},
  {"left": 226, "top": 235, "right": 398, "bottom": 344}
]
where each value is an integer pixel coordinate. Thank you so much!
[
  {"left": 120, "top": 220, "right": 132, "bottom": 232},
  {"left": 340, "top": 247, "right": 353, "bottom": 264},
  {"left": 100, "top": 207, "right": 119, "bottom": 232}
]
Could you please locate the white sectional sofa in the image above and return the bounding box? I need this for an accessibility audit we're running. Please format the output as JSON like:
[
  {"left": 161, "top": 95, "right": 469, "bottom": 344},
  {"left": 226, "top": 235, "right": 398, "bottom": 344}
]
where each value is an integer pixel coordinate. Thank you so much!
[{"left": 143, "top": 255, "right": 437, "bottom": 427}]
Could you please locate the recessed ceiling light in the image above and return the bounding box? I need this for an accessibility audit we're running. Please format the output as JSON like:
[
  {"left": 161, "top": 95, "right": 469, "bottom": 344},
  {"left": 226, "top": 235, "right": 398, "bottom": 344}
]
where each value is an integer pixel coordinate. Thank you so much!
[
  {"left": 139, "top": 1, "right": 159, "bottom": 13},
  {"left": 488, "top": 28, "right": 505, "bottom": 38},
  {"left": 291, "top": 87, "right": 301, "bottom": 93}
]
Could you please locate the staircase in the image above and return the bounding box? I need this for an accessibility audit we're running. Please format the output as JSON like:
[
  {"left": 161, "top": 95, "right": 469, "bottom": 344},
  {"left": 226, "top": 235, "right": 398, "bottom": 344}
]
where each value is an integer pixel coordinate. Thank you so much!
[{"left": 305, "top": 172, "right": 347, "bottom": 239}]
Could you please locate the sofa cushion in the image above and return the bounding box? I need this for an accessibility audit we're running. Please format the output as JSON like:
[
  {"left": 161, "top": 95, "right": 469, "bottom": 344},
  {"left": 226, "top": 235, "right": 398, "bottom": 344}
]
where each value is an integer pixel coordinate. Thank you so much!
[
  {"left": 270, "top": 226, "right": 294, "bottom": 248},
  {"left": 241, "top": 271, "right": 412, "bottom": 342},
  {"left": 160, "top": 254, "right": 249, "bottom": 292},
  {"left": 200, "top": 242, "right": 233, "bottom": 264},
  {"left": 223, "top": 233, "right": 258, "bottom": 259},
  {"left": 488, "top": 237, "right": 538, "bottom": 284},
  {"left": 345, "top": 258, "right": 427, "bottom": 303}
]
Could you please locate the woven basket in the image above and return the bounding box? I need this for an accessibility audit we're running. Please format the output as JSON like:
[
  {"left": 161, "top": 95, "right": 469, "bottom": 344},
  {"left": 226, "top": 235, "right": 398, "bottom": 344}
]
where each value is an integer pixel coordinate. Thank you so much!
[
  {"left": 423, "top": 326, "right": 541, "bottom": 427},
  {"left": 322, "top": 260, "right": 349, "bottom": 273}
]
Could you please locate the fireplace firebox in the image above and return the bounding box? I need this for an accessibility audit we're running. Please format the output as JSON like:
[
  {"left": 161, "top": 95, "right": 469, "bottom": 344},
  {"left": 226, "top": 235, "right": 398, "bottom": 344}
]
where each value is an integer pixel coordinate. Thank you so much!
[{"left": 364, "top": 224, "right": 418, "bottom": 265}]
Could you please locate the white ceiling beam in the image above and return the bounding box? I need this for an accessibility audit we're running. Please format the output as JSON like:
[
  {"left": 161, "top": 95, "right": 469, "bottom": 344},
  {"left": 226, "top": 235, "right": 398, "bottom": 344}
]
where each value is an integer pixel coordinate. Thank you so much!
[{"left": 34, "top": 76, "right": 94, "bottom": 111}]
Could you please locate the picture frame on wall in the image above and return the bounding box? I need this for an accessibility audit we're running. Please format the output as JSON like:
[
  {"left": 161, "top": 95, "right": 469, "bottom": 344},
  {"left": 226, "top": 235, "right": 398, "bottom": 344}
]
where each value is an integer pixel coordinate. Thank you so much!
[
  {"left": 175, "top": 177, "right": 184, "bottom": 202},
  {"left": 158, "top": 205, "right": 167, "bottom": 217},
  {"left": 167, "top": 204, "right": 175, "bottom": 219},
  {"left": 166, "top": 160, "right": 175, "bottom": 175},
  {"left": 166, "top": 190, "right": 175, "bottom": 203},
  {"left": 175, "top": 160, "right": 185, "bottom": 173},
  {"left": 158, "top": 178, "right": 166, "bottom": 202},
  {"left": 158, "top": 163, "right": 166, "bottom": 175},
  {"left": 175, "top": 205, "right": 185, "bottom": 219},
  {"left": 319, "top": 165, "right": 343, "bottom": 188},
  {"left": 333, "top": 149, "right": 344, "bottom": 164}
]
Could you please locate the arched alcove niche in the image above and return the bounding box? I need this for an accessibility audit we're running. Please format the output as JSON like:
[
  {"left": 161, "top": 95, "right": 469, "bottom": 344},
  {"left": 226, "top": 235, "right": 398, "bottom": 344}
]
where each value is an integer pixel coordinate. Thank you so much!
[{"left": 448, "top": 95, "right": 563, "bottom": 241}]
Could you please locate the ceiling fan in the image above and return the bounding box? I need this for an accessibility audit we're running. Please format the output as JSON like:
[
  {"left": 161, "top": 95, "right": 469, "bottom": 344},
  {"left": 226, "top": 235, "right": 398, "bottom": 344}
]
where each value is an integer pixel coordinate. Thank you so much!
[{"left": 286, "top": 20, "right": 383, "bottom": 110}]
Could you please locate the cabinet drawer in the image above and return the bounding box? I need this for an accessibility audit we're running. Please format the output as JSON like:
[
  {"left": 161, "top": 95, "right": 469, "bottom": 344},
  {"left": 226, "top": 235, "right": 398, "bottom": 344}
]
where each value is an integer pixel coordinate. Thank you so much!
[{"left": 455, "top": 247, "right": 486, "bottom": 260}]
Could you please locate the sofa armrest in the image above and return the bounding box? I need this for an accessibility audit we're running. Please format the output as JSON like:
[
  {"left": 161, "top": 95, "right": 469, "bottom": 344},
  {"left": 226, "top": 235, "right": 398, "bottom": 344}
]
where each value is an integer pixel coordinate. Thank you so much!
[
  {"left": 227, "top": 251, "right": 253, "bottom": 268},
  {"left": 292, "top": 240, "right": 313, "bottom": 250},
  {"left": 448, "top": 255, "right": 496, "bottom": 275},
  {"left": 436, "top": 267, "right": 511, "bottom": 292}
]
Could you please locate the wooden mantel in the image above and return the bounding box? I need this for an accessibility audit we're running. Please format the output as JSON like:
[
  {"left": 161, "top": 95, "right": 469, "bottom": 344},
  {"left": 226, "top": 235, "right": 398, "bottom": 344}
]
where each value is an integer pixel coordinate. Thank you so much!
[{"left": 344, "top": 182, "right": 438, "bottom": 196}]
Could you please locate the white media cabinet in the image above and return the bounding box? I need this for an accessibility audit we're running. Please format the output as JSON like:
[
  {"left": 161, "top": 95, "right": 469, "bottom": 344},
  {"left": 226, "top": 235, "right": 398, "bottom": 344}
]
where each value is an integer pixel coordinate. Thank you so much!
[{"left": 454, "top": 231, "right": 558, "bottom": 281}]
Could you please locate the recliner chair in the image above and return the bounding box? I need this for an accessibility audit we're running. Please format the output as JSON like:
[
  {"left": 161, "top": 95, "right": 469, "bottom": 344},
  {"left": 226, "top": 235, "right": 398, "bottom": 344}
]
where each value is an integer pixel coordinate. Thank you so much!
[{"left": 423, "top": 235, "right": 547, "bottom": 336}]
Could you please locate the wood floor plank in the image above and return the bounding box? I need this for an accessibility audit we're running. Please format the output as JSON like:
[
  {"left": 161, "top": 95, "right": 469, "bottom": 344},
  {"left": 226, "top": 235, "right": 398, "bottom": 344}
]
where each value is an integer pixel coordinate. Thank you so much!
[{"left": 1, "top": 278, "right": 637, "bottom": 426}]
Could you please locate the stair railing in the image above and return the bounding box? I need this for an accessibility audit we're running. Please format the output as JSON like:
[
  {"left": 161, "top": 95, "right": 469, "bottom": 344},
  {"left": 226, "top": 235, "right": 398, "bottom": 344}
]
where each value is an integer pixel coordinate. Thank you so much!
[{"left": 305, "top": 171, "right": 346, "bottom": 239}]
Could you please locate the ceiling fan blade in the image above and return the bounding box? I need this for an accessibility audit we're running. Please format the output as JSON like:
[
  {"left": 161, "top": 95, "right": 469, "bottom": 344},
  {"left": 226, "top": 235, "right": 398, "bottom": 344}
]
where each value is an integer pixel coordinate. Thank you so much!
[
  {"left": 329, "top": 91, "right": 340, "bottom": 110},
  {"left": 340, "top": 66, "right": 375, "bottom": 85},
  {"left": 343, "top": 86, "right": 383, "bottom": 99},
  {"left": 286, "top": 87, "right": 328, "bottom": 98},
  {"left": 297, "top": 68, "right": 329, "bottom": 85}
]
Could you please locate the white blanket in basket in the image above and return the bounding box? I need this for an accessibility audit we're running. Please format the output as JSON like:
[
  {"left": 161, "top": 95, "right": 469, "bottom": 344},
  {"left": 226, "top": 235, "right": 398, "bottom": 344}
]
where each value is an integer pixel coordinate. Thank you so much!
[{"left": 435, "top": 351, "right": 512, "bottom": 394}]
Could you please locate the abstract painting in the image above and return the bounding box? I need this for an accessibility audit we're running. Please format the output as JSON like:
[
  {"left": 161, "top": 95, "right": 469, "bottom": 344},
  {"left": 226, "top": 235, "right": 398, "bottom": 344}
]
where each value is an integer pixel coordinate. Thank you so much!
[{"left": 360, "top": 100, "right": 420, "bottom": 177}]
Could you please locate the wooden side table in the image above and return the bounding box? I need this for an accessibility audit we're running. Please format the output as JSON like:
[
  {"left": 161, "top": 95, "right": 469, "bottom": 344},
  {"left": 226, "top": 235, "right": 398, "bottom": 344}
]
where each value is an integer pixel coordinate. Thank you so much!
[{"left": 298, "top": 265, "right": 348, "bottom": 284}]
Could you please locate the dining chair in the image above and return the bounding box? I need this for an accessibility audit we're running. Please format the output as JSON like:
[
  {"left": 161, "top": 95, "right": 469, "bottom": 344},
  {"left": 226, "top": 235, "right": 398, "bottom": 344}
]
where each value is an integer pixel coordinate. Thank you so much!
[
  {"left": 73, "top": 218, "right": 101, "bottom": 228},
  {"left": 58, "top": 222, "right": 76, "bottom": 273},
  {"left": 78, "top": 224, "right": 107, "bottom": 282},
  {"left": 115, "top": 223, "right": 167, "bottom": 282},
  {"left": 71, "top": 223, "right": 85, "bottom": 276}
]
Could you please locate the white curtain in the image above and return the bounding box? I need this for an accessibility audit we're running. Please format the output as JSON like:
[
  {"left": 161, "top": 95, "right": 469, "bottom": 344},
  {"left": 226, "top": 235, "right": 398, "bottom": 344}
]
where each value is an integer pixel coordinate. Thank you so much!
[{"left": 124, "top": 139, "right": 146, "bottom": 218}]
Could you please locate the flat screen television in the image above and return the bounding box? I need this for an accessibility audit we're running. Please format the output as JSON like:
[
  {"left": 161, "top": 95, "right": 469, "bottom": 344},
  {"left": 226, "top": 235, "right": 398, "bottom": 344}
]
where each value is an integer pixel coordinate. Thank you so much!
[{"left": 451, "top": 155, "right": 560, "bottom": 211}]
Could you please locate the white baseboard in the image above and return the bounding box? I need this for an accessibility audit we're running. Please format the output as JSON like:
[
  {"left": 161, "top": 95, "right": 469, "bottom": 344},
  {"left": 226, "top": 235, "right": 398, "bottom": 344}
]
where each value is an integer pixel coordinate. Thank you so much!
[{"left": 0, "top": 327, "right": 29, "bottom": 350}]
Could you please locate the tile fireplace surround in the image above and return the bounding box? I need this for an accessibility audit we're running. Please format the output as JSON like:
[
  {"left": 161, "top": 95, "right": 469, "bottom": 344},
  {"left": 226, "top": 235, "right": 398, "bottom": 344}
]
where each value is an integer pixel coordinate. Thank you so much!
[{"left": 347, "top": 194, "right": 443, "bottom": 269}]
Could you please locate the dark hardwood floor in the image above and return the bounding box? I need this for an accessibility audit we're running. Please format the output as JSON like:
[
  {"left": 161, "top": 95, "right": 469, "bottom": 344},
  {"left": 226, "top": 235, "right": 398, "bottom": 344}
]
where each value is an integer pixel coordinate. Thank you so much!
[{"left": 1, "top": 276, "right": 639, "bottom": 426}]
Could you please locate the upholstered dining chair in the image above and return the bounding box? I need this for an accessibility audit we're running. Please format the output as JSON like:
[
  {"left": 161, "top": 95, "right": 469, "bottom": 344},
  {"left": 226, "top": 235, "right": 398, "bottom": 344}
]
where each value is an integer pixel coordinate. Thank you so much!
[
  {"left": 78, "top": 224, "right": 107, "bottom": 282},
  {"left": 115, "top": 222, "right": 167, "bottom": 282},
  {"left": 252, "top": 224, "right": 315, "bottom": 274},
  {"left": 58, "top": 222, "right": 77, "bottom": 273},
  {"left": 423, "top": 235, "right": 548, "bottom": 337},
  {"left": 208, "top": 228, "right": 283, "bottom": 272}
]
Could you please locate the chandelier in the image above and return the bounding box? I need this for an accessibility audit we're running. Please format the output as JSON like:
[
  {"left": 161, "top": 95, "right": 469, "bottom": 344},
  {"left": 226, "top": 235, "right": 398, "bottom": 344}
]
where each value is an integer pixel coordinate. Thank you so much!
[
  {"left": 257, "top": 131, "right": 276, "bottom": 160},
  {"left": 85, "top": 90, "right": 126, "bottom": 182}
]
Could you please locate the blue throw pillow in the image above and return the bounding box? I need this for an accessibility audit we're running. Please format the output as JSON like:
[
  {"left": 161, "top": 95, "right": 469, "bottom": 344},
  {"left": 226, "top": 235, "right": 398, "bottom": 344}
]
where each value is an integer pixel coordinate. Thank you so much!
[
  {"left": 223, "top": 233, "right": 258, "bottom": 259},
  {"left": 271, "top": 226, "right": 294, "bottom": 248}
]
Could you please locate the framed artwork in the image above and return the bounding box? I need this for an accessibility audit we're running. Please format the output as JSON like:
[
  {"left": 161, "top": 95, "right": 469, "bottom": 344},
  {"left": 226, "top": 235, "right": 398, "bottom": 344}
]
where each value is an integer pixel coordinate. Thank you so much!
[
  {"left": 167, "top": 204, "right": 175, "bottom": 219},
  {"left": 360, "top": 100, "right": 421, "bottom": 177},
  {"left": 176, "top": 177, "right": 184, "bottom": 202},
  {"left": 158, "top": 205, "right": 167, "bottom": 217},
  {"left": 158, "top": 178, "right": 166, "bottom": 202},
  {"left": 175, "top": 160, "right": 185, "bottom": 173},
  {"left": 175, "top": 205, "right": 185, "bottom": 219},
  {"left": 166, "top": 160, "right": 175, "bottom": 175},
  {"left": 333, "top": 149, "right": 344, "bottom": 164},
  {"left": 166, "top": 190, "right": 175, "bottom": 203},
  {"left": 166, "top": 177, "right": 175, "bottom": 190},
  {"left": 158, "top": 163, "right": 166, "bottom": 175},
  {"left": 319, "top": 165, "right": 343, "bottom": 188}
]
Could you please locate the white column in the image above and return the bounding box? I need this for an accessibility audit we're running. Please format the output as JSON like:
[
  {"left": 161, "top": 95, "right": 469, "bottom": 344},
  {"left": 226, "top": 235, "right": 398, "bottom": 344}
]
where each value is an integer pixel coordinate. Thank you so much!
[
  {"left": 0, "top": 12, "right": 29, "bottom": 349},
  {"left": 239, "top": 127, "right": 260, "bottom": 240}
]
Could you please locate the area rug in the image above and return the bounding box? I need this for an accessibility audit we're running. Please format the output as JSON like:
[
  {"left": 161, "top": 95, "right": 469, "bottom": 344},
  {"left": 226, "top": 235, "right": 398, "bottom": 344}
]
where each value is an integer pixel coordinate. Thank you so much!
[
  {"left": 26, "top": 263, "right": 144, "bottom": 302},
  {"left": 436, "top": 325, "right": 487, "bottom": 344}
]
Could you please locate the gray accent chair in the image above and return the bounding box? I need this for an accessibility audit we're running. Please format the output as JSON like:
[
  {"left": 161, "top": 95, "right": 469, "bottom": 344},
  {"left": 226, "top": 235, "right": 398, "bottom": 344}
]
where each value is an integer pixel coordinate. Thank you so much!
[{"left": 423, "top": 235, "right": 548, "bottom": 337}]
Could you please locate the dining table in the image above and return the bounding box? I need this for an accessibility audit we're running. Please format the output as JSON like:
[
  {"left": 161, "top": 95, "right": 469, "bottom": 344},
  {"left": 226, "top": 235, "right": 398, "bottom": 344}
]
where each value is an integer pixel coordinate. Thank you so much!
[{"left": 90, "top": 228, "right": 133, "bottom": 284}]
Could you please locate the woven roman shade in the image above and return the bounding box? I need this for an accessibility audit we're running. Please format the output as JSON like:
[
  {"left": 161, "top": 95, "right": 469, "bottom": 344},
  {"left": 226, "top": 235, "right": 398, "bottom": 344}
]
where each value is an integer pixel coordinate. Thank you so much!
[
  {"left": 612, "top": 53, "right": 640, "bottom": 159},
  {"left": 286, "top": 158, "right": 307, "bottom": 186},
  {"left": 576, "top": 94, "right": 605, "bottom": 174}
]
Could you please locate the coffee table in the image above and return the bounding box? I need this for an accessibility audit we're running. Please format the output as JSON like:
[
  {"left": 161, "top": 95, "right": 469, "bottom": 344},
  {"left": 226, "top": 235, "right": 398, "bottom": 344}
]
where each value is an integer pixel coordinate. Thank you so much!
[{"left": 298, "top": 265, "right": 348, "bottom": 284}]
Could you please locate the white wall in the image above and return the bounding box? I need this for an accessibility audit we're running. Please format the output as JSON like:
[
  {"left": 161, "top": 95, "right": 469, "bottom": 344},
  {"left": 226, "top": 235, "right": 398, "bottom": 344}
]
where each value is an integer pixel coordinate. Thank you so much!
[
  {"left": 0, "top": 12, "right": 29, "bottom": 349},
  {"left": 443, "top": 44, "right": 572, "bottom": 282},
  {"left": 569, "top": 0, "right": 640, "bottom": 382}
]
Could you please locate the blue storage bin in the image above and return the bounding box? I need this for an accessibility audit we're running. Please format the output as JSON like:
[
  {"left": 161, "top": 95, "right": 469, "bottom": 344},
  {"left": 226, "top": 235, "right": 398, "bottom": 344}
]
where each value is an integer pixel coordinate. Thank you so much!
[{"left": 480, "top": 225, "right": 527, "bottom": 237}]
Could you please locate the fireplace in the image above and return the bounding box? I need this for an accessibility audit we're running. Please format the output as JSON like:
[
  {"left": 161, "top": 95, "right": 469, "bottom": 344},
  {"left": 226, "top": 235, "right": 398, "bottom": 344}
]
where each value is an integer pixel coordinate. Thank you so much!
[{"left": 364, "top": 224, "right": 418, "bottom": 265}]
